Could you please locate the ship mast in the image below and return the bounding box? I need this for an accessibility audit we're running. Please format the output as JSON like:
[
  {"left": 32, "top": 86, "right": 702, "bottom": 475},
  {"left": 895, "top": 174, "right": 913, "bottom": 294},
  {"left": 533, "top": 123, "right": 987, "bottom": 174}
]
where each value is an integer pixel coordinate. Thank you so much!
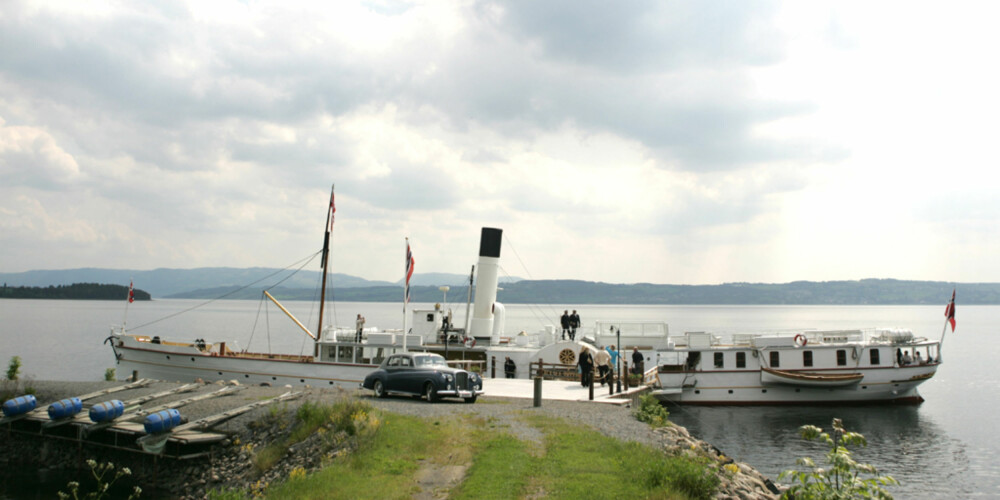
[{"left": 317, "top": 184, "right": 335, "bottom": 355}]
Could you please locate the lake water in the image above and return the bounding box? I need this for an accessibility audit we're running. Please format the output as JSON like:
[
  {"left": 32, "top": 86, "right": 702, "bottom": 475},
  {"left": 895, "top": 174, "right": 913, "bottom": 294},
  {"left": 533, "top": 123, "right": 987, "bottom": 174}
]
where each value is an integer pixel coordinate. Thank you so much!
[{"left": 0, "top": 299, "right": 995, "bottom": 498}]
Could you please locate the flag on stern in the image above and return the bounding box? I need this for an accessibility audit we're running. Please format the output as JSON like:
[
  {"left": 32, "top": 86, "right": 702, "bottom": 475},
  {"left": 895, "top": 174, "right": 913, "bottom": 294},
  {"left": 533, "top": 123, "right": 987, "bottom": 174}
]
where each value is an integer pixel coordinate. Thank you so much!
[
  {"left": 405, "top": 241, "right": 415, "bottom": 305},
  {"left": 944, "top": 288, "right": 956, "bottom": 331},
  {"left": 128, "top": 280, "right": 135, "bottom": 303}
]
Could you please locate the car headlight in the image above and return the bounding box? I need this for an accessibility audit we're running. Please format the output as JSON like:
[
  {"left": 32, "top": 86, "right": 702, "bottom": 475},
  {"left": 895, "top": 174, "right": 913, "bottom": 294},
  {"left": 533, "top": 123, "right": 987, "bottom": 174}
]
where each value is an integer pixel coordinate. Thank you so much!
[{"left": 445, "top": 374, "right": 453, "bottom": 382}]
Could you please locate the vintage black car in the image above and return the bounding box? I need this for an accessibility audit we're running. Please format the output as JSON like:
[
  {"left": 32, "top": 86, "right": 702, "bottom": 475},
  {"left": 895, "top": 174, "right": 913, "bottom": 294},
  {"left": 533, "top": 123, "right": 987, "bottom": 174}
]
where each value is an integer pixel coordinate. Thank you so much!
[{"left": 361, "top": 352, "right": 484, "bottom": 403}]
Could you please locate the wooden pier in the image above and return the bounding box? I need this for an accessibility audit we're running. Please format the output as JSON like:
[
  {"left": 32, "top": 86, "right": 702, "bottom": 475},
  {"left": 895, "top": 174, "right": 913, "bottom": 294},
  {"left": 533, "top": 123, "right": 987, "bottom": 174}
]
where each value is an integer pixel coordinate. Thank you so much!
[{"left": 1, "top": 380, "right": 301, "bottom": 460}]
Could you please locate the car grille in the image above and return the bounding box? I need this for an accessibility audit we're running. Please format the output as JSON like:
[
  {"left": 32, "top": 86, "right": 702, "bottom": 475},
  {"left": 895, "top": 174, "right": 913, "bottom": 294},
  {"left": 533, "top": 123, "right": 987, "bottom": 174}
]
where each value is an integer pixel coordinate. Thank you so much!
[{"left": 456, "top": 372, "right": 470, "bottom": 390}]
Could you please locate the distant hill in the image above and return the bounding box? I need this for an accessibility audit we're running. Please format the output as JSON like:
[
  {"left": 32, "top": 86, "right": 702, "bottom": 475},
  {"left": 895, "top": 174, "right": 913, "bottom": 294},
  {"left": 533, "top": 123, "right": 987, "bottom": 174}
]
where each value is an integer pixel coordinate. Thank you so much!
[
  {"left": 0, "top": 283, "right": 151, "bottom": 301},
  {"left": 0, "top": 268, "right": 521, "bottom": 298},
  {"left": 1, "top": 268, "right": 995, "bottom": 304},
  {"left": 167, "top": 278, "right": 999, "bottom": 305}
]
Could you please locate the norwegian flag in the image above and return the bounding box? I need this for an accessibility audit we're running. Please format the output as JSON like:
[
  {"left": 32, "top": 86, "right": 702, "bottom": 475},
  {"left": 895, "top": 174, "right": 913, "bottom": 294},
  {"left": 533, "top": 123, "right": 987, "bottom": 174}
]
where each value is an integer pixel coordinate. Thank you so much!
[
  {"left": 405, "top": 242, "right": 415, "bottom": 305},
  {"left": 128, "top": 280, "right": 135, "bottom": 303},
  {"left": 944, "top": 288, "right": 956, "bottom": 332}
]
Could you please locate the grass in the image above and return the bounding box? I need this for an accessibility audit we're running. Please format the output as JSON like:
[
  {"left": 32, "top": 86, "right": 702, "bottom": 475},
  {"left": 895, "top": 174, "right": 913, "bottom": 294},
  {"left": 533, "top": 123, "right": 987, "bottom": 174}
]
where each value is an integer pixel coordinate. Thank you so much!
[{"left": 215, "top": 402, "right": 720, "bottom": 500}]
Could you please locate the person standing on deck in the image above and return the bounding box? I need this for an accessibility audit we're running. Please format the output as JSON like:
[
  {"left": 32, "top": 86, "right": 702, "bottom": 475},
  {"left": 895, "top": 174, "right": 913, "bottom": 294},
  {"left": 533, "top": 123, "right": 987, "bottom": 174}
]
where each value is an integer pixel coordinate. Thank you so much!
[
  {"left": 355, "top": 314, "right": 366, "bottom": 342},
  {"left": 569, "top": 310, "right": 580, "bottom": 341},
  {"left": 560, "top": 311, "right": 571, "bottom": 340}
]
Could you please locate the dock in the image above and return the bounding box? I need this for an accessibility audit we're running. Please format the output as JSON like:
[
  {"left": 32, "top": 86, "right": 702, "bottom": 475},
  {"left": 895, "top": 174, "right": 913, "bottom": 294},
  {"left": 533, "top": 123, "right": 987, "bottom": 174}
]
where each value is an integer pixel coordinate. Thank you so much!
[
  {"left": 1, "top": 380, "right": 302, "bottom": 460},
  {"left": 482, "top": 377, "right": 649, "bottom": 404},
  {"left": 1, "top": 376, "right": 650, "bottom": 461}
]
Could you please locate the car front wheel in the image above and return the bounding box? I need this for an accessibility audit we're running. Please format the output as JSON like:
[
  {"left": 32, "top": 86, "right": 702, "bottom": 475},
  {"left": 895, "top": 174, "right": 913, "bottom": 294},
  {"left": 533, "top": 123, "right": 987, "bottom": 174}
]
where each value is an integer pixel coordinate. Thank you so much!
[
  {"left": 424, "top": 383, "right": 438, "bottom": 403},
  {"left": 373, "top": 379, "right": 386, "bottom": 398},
  {"left": 464, "top": 395, "right": 477, "bottom": 404}
]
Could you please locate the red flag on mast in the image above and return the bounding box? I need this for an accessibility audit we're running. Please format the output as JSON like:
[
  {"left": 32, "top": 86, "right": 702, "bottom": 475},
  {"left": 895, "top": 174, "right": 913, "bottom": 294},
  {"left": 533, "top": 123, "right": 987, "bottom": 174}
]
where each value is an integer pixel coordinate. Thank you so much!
[
  {"left": 405, "top": 242, "right": 415, "bottom": 305},
  {"left": 128, "top": 281, "right": 135, "bottom": 303},
  {"left": 944, "top": 288, "right": 956, "bottom": 331}
]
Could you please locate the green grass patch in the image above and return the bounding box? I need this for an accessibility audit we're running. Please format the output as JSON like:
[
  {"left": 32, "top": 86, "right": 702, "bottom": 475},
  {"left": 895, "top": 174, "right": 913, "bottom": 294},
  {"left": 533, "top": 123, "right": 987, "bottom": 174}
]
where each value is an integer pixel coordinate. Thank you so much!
[
  {"left": 241, "top": 400, "right": 720, "bottom": 500},
  {"left": 450, "top": 434, "right": 533, "bottom": 500}
]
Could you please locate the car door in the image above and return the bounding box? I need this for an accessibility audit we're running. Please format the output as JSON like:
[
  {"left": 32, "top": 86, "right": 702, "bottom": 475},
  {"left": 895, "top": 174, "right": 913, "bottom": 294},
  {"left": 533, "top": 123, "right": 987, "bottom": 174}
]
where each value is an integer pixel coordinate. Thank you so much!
[
  {"left": 397, "top": 355, "right": 420, "bottom": 394},
  {"left": 383, "top": 355, "right": 404, "bottom": 393}
]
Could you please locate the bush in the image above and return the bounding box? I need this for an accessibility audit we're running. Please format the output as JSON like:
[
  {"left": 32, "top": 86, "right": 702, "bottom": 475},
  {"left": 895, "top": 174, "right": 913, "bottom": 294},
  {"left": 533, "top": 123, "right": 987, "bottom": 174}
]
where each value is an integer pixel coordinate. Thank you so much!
[
  {"left": 634, "top": 393, "right": 670, "bottom": 427},
  {"left": 6, "top": 356, "right": 21, "bottom": 381},
  {"left": 779, "top": 418, "right": 898, "bottom": 499}
]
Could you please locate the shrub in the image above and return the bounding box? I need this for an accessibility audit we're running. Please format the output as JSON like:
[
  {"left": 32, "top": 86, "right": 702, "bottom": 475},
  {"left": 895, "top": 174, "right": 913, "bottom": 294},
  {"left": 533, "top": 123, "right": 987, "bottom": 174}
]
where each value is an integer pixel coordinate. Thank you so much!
[
  {"left": 634, "top": 393, "right": 670, "bottom": 427},
  {"left": 779, "top": 418, "right": 898, "bottom": 499},
  {"left": 105, "top": 368, "right": 116, "bottom": 381},
  {"left": 6, "top": 356, "right": 21, "bottom": 381}
]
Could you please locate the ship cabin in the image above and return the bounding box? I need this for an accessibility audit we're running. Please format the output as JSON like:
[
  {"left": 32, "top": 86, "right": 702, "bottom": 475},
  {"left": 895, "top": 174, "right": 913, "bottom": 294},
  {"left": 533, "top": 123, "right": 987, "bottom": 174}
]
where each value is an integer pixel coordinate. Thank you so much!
[{"left": 657, "top": 329, "right": 941, "bottom": 374}]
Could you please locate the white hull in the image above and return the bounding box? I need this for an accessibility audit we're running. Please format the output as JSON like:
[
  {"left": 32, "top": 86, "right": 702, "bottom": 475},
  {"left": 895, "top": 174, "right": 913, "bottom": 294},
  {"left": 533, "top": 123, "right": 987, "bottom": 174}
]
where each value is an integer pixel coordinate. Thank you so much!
[
  {"left": 654, "top": 329, "right": 940, "bottom": 405},
  {"left": 112, "top": 334, "right": 378, "bottom": 389}
]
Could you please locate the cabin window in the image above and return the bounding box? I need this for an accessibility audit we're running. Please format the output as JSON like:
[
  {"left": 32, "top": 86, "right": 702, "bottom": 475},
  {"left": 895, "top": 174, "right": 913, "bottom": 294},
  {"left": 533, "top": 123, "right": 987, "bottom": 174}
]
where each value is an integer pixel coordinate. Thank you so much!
[
  {"left": 736, "top": 352, "right": 746, "bottom": 368},
  {"left": 400, "top": 357, "right": 412, "bottom": 367},
  {"left": 426, "top": 313, "right": 434, "bottom": 322},
  {"left": 803, "top": 351, "right": 813, "bottom": 367},
  {"left": 714, "top": 352, "right": 724, "bottom": 369},
  {"left": 870, "top": 349, "right": 880, "bottom": 365},
  {"left": 837, "top": 350, "right": 847, "bottom": 366},
  {"left": 685, "top": 352, "right": 701, "bottom": 370},
  {"left": 337, "top": 346, "right": 354, "bottom": 362},
  {"left": 387, "top": 356, "right": 400, "bottom": 367},
  {"left": 769, "top": 351, "right": 780, "bottom": 368}
]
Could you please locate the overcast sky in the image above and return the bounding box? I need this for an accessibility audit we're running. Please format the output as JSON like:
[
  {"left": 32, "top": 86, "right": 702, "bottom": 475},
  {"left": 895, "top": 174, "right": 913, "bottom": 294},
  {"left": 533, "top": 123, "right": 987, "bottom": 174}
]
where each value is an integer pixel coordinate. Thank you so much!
[{"left": 1, "top": 1, "right": 997, "bottom": 285}]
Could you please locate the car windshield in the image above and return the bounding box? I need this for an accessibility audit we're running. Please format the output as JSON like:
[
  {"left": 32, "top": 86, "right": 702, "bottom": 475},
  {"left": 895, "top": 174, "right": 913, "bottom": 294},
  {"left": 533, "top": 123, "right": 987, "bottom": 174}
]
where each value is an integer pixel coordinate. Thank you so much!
[{"left": 414, "top": 356, "right": 447, "bottom": 368}]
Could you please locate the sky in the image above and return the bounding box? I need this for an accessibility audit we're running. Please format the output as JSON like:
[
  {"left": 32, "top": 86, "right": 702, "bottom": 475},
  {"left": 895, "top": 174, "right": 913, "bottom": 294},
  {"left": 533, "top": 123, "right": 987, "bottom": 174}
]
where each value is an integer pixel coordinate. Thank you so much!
[{"left": 1, "top": 1, "right": 998, "bottom": 285}]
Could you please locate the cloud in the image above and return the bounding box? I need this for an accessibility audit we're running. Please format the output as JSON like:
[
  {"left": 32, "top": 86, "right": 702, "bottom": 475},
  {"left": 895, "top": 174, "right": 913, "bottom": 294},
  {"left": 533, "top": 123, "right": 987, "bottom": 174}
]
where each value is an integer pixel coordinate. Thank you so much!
[{"left": 0, "top": 118, "right": 81, "bottom": 189}]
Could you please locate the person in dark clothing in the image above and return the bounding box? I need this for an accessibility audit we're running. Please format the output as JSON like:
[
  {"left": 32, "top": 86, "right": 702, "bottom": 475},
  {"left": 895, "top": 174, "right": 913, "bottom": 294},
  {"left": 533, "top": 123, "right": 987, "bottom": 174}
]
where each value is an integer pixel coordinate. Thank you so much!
[
  {"left": 560, "top": 310, "right": 571, "bottom": 340},
  {"left": 504, "top": 357, "right": 516, "bottom": 379},
  {"left": 577, "top": 347, "right": 594, "bottom": 387},
  {"left": 631, "top": 347, "right": 644, "bottom": 375},
  {"left": 569, "top": 310, "right": 580, "bottom": 341}
]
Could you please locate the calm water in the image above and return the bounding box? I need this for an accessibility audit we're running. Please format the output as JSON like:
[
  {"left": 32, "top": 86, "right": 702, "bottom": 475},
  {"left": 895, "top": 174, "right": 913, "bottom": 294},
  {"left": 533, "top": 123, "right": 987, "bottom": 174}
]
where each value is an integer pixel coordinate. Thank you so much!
[{"left": 0, "top": 299, "right": 995, "bottom": 498}]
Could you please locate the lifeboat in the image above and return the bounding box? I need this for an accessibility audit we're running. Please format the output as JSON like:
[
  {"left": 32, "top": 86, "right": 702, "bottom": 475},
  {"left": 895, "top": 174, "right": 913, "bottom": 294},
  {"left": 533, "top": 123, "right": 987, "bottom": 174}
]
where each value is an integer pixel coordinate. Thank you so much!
[{"left": 760, "top": 367, "right": 864, "bottom": 387}]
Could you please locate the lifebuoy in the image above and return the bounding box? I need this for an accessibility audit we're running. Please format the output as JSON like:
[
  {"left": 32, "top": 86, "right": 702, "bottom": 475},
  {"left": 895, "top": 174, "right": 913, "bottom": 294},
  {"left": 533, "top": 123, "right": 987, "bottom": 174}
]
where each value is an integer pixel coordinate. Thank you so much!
[
  {"left": 465, "top": 337, "right": 476, "bottom": 348},
  {"left": 793, "top": 334, "right": 807, "bottom": 347}
]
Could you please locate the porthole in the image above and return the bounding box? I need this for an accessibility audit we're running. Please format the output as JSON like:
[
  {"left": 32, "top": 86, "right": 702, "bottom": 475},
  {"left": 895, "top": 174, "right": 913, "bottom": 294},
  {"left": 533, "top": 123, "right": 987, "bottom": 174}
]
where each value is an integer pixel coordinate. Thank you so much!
[
  {"left": 862, "top": 386, "right": 868, "bottom": 390},
  {"left": 191, "top": 357, "right": 195, "bottom": 362},
  {"left": 244, "top": 374, "right": 249, "bottom": 378},
  {"left": 272, "top": 377, "right": 277, "bottom": 381},
  {"left": 694, "top": 390, "right": 701, "bottom": 394},
  {"left": 300, "top": 379, "right": 305, "bottom": 383},
  {"left": 728, "top": 390, "right": 733, "bottom": 394},
  {"left": 761, "top": 389, "right": 767, "bottom": 393},
  {"left": 165, "top": 355, "right": 170, "bottom": 360},
  {"left": 218, "top": 371, "right": 223, "bottom": 375}
]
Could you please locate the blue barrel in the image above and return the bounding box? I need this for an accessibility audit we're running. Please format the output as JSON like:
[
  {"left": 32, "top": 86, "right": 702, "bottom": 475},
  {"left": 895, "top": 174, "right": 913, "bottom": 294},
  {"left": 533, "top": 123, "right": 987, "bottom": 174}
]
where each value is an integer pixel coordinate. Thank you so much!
[
  {"left": 2, "top": 395, "right": 37, "bottom": 417},
  {"left": 47, "top": 397, "right": 83, "bottom": 420},
  {"left": 143, "top": 409, "right": 181, "bottom": 434},
  {"left": 89, "top": 400, "right": 125, "bottom": 423}
]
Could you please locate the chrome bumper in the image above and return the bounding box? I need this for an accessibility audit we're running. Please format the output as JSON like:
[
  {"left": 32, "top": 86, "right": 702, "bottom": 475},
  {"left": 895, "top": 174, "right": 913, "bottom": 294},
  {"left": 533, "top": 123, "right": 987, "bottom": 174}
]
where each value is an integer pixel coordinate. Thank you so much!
[{"left": 438, "top": 389, "right": 485, "bottom": 398}]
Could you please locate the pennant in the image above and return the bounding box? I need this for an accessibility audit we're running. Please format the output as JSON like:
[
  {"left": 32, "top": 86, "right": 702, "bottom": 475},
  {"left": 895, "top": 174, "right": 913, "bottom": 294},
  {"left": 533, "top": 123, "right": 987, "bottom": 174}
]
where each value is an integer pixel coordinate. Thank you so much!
[
  {"left": 405, "top": 242, "right": 415, "bottom": 305},
  {"left": 944, "top": 288, "right": 956, "bottom": 332}
]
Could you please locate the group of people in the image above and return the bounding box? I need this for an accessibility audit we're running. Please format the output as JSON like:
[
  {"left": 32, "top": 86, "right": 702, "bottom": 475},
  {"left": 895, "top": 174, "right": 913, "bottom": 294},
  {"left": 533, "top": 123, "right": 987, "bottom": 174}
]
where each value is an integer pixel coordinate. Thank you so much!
[
  {"left": 575, "top": 344, "right": 646, "bottom": 387},
  {"left": 896, "top": 348, "right": 932, "bottom": 366},
  {"left": 560, "top": 310, "right": 581, "bottom": 340}
]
